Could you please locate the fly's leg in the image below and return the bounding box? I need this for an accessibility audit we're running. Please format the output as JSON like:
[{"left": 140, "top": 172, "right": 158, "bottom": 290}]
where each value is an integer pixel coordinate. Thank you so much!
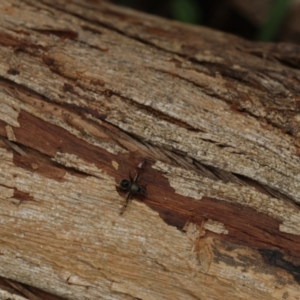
[
  {"left": 119, "top": 192, "right": 132, "bottom": 215},
  {"left": 134, "top": 159, "right": 146, "bottom": 182}
]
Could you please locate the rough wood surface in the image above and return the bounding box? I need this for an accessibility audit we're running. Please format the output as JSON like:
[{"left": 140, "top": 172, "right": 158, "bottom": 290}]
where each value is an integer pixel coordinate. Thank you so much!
[{"left": 0, "top": 0, "right": 300, "bottom": 299}]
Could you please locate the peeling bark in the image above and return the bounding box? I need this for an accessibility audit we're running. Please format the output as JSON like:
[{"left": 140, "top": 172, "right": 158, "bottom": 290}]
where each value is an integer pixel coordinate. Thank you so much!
[{"left": 0, "top": 0, "right": 300, "bottom": 299}]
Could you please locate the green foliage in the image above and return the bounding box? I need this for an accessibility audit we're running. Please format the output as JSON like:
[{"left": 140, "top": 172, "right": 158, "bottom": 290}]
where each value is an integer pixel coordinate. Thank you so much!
[
  {"left": 113, "top": 0, "right": 292, "bottom": 42},
  {"left": 170, "top": 0, "right": 202, "bottom": 24},
  {"left": 256, "top": 0, "right": 291, "bottom": 41}
]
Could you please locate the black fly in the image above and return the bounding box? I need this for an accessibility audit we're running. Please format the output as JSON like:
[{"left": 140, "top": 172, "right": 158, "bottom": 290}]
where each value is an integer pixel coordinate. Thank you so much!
[{"left": 118, "top": 159, "right": 147, "bottom": 215}]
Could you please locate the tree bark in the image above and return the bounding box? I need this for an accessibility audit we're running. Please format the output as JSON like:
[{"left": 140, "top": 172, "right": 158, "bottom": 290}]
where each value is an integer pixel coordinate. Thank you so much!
[{"left": 1, "top": 0, "right": 300, "bottom": 299}]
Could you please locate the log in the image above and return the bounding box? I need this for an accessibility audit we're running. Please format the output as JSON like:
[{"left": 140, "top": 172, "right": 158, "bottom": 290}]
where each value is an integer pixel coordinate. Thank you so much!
[{"left": 0, "top": 0, "right": 300, "bottom": 299}]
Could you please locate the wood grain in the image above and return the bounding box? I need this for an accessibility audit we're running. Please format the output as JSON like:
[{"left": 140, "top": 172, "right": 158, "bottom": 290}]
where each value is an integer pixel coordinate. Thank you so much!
[{"left": 0, "top": 0, "right": 300, "bottom": 299}]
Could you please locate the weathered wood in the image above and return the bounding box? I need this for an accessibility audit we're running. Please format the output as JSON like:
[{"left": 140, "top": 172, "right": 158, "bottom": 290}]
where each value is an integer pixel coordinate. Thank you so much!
[{"left": 0, "top": 0, "right": 300, "bottom": 299}]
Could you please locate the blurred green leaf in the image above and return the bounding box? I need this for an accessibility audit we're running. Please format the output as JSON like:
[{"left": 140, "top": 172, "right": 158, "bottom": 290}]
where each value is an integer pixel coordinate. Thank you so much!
[
  {"left": 170, "top": 0, "right": 202, "bottom": 24},
  {"left": 256, "top": 0, "right": 291, "bottom": 41}
]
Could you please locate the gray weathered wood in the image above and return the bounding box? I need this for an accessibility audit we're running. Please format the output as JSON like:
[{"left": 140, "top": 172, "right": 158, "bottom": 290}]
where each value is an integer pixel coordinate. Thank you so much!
[{"left": 0, "top": 0, "right": 300, "bottom": 299}]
